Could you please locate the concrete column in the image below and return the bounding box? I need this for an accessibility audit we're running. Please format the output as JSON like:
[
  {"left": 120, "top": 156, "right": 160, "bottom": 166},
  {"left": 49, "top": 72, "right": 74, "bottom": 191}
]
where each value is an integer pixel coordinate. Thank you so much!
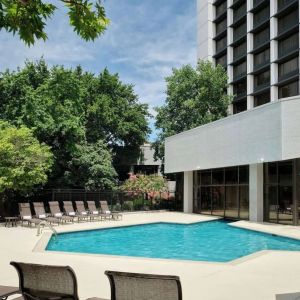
[
  {"left": 249, "top": 164, "right": 264, "bottom": 222},
  {"left": 184, "top": 171, "right": 194, "bottom": 213}
]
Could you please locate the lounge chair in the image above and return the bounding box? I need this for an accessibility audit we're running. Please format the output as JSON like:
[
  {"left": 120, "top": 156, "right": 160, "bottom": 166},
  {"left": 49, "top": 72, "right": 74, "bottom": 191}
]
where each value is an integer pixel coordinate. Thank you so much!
[
  {"left": 74, "top": 201, "right": 91, "bottom": 221},
  {"left": 49, "top": 202, "right": 74, "bottom": 223},
  {"left": 103, "top": 271, "right": 182, "bottom": 300},
  {"left": 100, "top": 201, "right": 122, "bottom": 221},
  {"left": 86, "top": 201, "right": 106, "bottom": 221},
  {"left": 63, "top": 201, "right": 87, "bottom": 223},
  {"left": 0, "top": 285, "right": 20, "bottom": 300},
  {"left": 19, "top": 203, "right": 42, "bottom": 227},
  {"left": 32, "top": 202, "right": 61, "bottom": 225},
  {"left": 10, "top": 261, "right": 80, "bottom": 300}
]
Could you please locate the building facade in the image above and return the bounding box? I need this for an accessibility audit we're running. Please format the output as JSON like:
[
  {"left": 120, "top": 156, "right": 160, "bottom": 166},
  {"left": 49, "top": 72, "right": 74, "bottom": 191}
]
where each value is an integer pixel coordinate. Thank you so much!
[{"left": 165, "top": 0, "right": 300, "bottom": 225}]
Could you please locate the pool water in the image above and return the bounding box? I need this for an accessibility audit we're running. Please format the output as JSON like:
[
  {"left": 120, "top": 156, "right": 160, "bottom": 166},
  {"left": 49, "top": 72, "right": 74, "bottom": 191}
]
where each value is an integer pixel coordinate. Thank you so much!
[{"left": 46, "top": 220, "right": 300, "bottom": 262}]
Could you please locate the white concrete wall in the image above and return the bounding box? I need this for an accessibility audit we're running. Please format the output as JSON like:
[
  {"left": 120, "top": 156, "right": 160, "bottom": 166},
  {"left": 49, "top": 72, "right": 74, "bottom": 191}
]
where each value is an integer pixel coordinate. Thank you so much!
[
  {"left": 165, "top": 96, "right": 300, "bottom": 173},
  {"left": 183, "top": 171, "right": 194, "bottom": 213}
]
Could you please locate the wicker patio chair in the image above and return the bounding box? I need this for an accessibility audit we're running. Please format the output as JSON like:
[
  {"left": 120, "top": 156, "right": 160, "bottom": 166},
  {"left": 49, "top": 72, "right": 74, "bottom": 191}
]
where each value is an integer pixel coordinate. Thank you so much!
[
  {"left": 104, "top": 271, "right": 182, "bottom": 300},
  {"left": 86, "top": 201, "right": 106, "bottom": 221},
  {"left": 63, "top": 201, "right": 87, "bottom": 223},
  {"left": 10, "top": 261, "right": 79, "bottom": 300},
  {"left": 100, "top": 201, "right": 122, "bottom": 221},
  {"left": 32, "top": 202, "right": 61, "bottom": 226},
  {"left": 74, "top": 201, "right": 92, "bottom": 221},
  {"left": 48, "top": 202, "right": 74, "bottom": 223},
  {"left": 18, "top": 203, "right": 42, "bottom": 227}
]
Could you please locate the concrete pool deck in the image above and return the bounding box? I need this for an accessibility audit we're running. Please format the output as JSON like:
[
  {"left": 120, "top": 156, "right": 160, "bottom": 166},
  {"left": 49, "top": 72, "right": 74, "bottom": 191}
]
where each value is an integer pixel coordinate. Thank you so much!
[{"left": 1, "top": 212, "right": 300, "bottom": 300}]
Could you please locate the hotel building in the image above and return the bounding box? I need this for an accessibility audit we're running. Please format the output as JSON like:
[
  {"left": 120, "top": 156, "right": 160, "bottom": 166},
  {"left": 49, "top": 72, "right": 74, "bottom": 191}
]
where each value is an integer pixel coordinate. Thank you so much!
[{"left": 165, "top": 0, "right": 300, "bottom": 225}]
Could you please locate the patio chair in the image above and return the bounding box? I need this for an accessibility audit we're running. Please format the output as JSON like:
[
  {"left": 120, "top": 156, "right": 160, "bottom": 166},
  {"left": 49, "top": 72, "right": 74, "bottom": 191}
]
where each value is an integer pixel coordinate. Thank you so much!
[
  {"left": 104, "top": 271, "right": 182, "bottom": 300},
  {"left": 100, "top": 201, "right": 122, "bottom": 221},
  {"left": 48, "top": 202, "right": 74, "bottom": 224},
  {"left": 86, "top": 201, "right": 106, "bottom": 221},
  {"left": 10, "top": 261, "right": 79, "bottom": 300},
  {"left": 74, "top": 201, "right": 91, "bottom": 221},
  {"left": 18, "top": 203, "right": 42, "bottom": 227},
  {"left": 0, "top": 285, "right": 20, "bottom": 300},
  {"left": 32, "top": 202, "right": 61, "bottom": 226},
  {"left": 63, "top": 201, "right": 87, "bottom": 223}
]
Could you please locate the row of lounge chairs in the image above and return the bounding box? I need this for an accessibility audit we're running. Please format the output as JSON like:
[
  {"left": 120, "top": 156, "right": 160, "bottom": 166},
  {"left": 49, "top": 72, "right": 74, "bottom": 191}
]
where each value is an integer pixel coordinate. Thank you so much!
[
  {"left": 1, "top": 261, "right": 182, "bottom": 300},
  {"left": 19, "top": 200, "right": 122, "bottom": 227}
]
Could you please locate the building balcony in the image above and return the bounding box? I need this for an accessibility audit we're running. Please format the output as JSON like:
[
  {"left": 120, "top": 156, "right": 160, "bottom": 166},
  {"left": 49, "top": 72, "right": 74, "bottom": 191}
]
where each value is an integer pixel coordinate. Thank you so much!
[
  {"left": 277, "top": 70, "right": 299, "bottom": 86},
  {"left": 277, "top": 47, "right": 299, "bottom": 63},
  {"left": 252, "top": 60, "right": 270, "bottom": 74},
  {"left": 276, "top": 0, "right": 298, "bottom": 17},
  {"left": 250, "top": 0, "right": 269, "bottom": 13}
]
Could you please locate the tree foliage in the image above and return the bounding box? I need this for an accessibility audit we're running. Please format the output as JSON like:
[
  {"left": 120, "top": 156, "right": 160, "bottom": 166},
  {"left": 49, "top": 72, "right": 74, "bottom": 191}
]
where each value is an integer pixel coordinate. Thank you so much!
[
  {"left": 0, "top": 121, "right": 53, "bottom": 194},
  {"left": 154, "top": 60, "right": 232, "bottom": 161},
  {"left": 0, "top": 0, "right": 109, "bottom": 45},
  {"left": 0, "top": 59, "right": 149, "bottom": 188}
]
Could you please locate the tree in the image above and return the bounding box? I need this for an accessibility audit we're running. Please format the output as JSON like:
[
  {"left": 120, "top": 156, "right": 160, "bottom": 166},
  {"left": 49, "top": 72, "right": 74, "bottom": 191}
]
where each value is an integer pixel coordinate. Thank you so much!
[
  {"left": 154, "top": 60, "right": 232, "bottom": 161},
  {"left": 65, "top": 140, "right": 117, "bottom": 190},
  {"left": 0, "top": 121, "right": 53, "bottom": 194},
  {"left": 0, "top": 0, "right": 109, "bottom": 45},
  {"left": 0, "top": 59, "right": 150, "bottom": 187}
]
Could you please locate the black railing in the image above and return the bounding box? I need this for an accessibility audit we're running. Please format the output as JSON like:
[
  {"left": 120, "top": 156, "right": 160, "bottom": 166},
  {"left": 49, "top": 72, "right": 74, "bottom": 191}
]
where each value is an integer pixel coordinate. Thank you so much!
[
  {"left": 233, "top": 42, "right": 247, "bottom": 61},
  {"left": 253, "top": 6, "right": 270, "bottom": 26},
  {"left": 253, "top": 28, "right": 270, "bottom": 49},
  {"left": 278, "top": 34, "right": 299, "bottom": 58},
  {"left": 278, "top": 10, "right": 299, "bottom": 35},
  {"left": 233, "top": 23, "right": 247, "bottom": 42}
]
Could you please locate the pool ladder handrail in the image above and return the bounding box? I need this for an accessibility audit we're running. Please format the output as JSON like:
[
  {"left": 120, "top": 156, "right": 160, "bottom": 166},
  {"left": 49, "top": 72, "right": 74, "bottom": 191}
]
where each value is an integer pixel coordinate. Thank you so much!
[{"left": 37, "top": 220, "right": 58, "bottom": 237}]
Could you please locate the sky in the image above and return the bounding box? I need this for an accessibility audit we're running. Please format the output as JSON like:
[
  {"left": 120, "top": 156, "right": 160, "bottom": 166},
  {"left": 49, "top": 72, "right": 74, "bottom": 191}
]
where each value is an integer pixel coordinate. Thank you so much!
[{"left": 0, "top": 0, "right": 197, "bottom": 141}]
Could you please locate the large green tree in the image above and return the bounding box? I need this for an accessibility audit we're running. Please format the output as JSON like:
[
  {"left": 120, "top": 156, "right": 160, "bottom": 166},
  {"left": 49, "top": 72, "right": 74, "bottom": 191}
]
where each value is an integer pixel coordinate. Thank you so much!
[
  {"left": 154, "top": 60, "right": 232, "bottom": 161},
  {"left": 0, "top": 0, "right": 109, "bottom": 45},
  {"left": 0, "top": 121, "right": 53, "bottom": 194},
  {"left": 0, "top": 59, "right": 149, "bottom": 187}
]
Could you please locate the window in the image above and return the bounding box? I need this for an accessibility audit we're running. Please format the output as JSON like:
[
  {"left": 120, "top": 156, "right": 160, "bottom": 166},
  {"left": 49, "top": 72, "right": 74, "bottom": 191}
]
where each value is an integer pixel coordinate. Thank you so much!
[
  {"left": 233, "top": 61, "right": 247, "bottom": 79},
  {"left": 233, "top": 22, "right": 246, "bottom": 41},
  {"left": 254, "top": 48, "right": 270, "bottom": 68},
  {"left": 279, "top": 80, "right": 299, "bottom": 98},
  {"left": 233, "top": 42, "right": 246, "bottom": 60},
  {"left": 216, "top": 18, "right": 227, "bottom": 35},
  {"left": 216, "top": 36, "right": 227, "bottom": 52},
  {"left": 254, "top": 70, "right": 270, "bottom": 88},
  {"left": 253, "top": 5, "right": 270, "bottom": 26},
  {"left": 233, "top": 80, "right": 247, "bottom": 96},
  {"left": 278, "top": 57, "right": 299, "bottom": 80},
  {"left": 216, "top": 54, "right": 227, "bottom": 67},
  {"left": 233, "top": 2, "right": 246, "bottom": 22},
  {"left": 278, "top": 10, "right": 299, "bottom": 34},
  {"left": 216, "top": 1, "right": 227, "bottom": 18},
  {"left": 233, "top": 99, "right": 247, "bottom": 114},
  {"left": 254, "top": 91, "right": 270, "bottom": 107},
  {"left": 278, "top": 33, "right": 299, "bottom": 58},
  {"left": 254, "top": 27, "right": 269, "bottom": 48}
]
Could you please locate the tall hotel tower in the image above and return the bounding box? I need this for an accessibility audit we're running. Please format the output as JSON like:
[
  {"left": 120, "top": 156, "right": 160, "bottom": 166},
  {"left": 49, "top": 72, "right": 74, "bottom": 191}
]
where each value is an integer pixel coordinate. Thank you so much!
[{"left": 165, "top": 0, "right": 300, "bottom": 226}]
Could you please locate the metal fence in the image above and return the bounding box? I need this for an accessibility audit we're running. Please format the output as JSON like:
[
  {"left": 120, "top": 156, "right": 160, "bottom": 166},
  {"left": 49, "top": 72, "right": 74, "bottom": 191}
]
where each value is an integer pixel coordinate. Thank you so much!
[{"left": 0, "top": 189, "right": 182, "bottom": 220}]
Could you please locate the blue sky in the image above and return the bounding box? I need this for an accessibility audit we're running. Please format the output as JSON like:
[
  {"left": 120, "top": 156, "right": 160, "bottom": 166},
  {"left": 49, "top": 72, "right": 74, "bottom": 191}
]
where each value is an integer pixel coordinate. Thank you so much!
[{"left": 0, "top": 0, "right": 197, "bottom": 141}]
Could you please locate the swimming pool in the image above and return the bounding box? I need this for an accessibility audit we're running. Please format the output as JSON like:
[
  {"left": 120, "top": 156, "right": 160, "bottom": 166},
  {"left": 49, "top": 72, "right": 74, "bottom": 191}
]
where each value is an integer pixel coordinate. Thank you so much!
[{"left": 46, "top": 220, "right": 300, "bottom": 262}]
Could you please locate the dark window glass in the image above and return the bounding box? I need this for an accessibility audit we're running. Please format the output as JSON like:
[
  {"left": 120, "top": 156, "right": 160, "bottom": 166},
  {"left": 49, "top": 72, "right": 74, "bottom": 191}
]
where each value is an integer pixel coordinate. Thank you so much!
[
  {"left": 216, "top": 1, "right": 227, "bottom": 18},
  {"left": 253, "top": 5, "right": 270, "bottom": 25},
  {"left": 278, "top": 10, "right": 299, "bottom": 34},
  {"left": 233, "top": 42, "right": 246, "bottom": 60},
  {"left": 233, "top": 22, "right": 246, "bottom": 41},
  {"left": 200, "top": 187, "right": 212, "bottom": 214},
  {"left": 239, "top": 166, "right": 249, "bottom": 184},
  {"left": 278, "top": 0, "right": 296, "bottom": 10},
  {"left": 216, "top": 54, "right": 227, "bottom": 67},
  {"left": 201, "top": 171, "right": 211, "bottom": 185},
  {"left": 212, "top": 186, "right": 225, "bottom": 216},
  {"left": 225, "top": 167, "right": 238, "bottom": 184},
  {"left": 278, "top": 33, "right": 299, "bottom": 58},
  {"left": 239, "top": 186, "right": 249, "bottom": 219},
  {"left": 254, "top": 48, "right": 270, "bottom": 68},
  {"left": 278, "top": 57, "right": 299, "bottom": 79},
  {"left": 266, "top": 163, "right": 277, "bottom": 184},
  {"left": 279, "top": 80, "right": 299, "bottom": 99},
  {"left": 266, "top": 185, "right": 278, "bottom": 223},
  {"left": 254, "top": 91, "right": 270, "bottom": 107},
  {"left": 233, "top": 61, "right": 247, "bottom": 78},
  {"left": 278, "top": 161, "right": 293, "bottom": 186},
  {"left": 254, "top": 27, "right": 269, "bottom": 48},
  {"left": 233, "top": 2, "right": 246, "bottom": 22},
  {"left": 216, "top": 18, "right": 227, "bottom": 35},
  {"left": 225, "top": 186, "right": 238, "bottom": 218},
  {"left": 233, "top": 99, "right": 247, "bottom": 114},
  {"left": 254, "top": 69, "right": 270, "bottom": 88},
  {"left": 233, "top": 80, "right": 247, "bottom": 96},
  {"left": 212, "top": 169, "right": 224, "bottom": 184},
  {"left": 216, "top": 36, "right": 227, "bottom": 52}
]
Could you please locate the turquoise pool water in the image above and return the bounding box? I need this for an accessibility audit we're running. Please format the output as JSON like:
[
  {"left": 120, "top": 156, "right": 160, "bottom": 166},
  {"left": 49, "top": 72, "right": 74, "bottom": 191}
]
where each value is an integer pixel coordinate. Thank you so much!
[{"left": 46, "top": 220, "right": 300, "bottom": 262}]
